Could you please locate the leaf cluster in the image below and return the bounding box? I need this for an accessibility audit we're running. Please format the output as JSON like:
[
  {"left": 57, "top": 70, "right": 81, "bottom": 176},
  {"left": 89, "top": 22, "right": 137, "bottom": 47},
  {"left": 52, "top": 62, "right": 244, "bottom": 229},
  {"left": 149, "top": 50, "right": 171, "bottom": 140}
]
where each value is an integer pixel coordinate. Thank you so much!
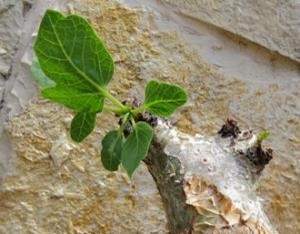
[{"left": 32, "top": 10, "right": 188, "bottom": 177}]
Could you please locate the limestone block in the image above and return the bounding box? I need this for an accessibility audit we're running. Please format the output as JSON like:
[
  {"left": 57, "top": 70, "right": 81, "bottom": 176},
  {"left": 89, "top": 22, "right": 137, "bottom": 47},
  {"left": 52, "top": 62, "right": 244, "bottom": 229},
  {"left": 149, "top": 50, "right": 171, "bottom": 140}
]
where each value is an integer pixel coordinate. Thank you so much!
[{"left": 162, "top": 0, "right": 300, "bottom": 62}]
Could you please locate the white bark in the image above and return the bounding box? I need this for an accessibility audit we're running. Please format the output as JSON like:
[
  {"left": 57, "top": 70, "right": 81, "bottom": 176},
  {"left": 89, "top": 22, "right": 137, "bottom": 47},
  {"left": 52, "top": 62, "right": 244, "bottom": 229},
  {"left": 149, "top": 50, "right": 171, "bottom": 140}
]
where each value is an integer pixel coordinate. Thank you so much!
[{"left": 145, "top": 120, "right": 276, "bottom": 233}]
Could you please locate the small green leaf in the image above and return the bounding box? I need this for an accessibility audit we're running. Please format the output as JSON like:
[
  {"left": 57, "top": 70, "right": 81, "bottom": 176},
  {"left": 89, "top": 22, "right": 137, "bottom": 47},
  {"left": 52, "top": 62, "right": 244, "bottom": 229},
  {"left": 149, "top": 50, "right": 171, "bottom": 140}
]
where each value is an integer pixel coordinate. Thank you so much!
[
  {"left": 257, "top": 130, "right": 270, "bottom": 143},
  {"left": 31, "top": 55, "right": 55, "bottom": 89},
  {"left": 71, "top": 112, "right": 96, "bottom": 142},
  {"left": 101, "top": 131, "right": 124, "bottom": 171},
  {"left": 143, "top": 80, "right": 188, "bottom": 117},
  {"left": 122, "top": 122, "right": 153, "bottom": 177},
  {"left": 34, "top": 9, "right": 114, "bottom": 112}
]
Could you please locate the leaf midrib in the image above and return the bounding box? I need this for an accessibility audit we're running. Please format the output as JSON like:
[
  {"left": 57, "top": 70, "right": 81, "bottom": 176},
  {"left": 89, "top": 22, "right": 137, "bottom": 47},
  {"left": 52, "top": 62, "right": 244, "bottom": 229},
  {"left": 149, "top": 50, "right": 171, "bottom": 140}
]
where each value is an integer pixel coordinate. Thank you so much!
[
  {"left": 78, "top": 113, "right": 87, "bottom": 140},
  {"left": 145, "top": 98, "right": 186, "bottom": 107},
  {"left": 48, "top": 14, "right": 105, "bottom": 95}
]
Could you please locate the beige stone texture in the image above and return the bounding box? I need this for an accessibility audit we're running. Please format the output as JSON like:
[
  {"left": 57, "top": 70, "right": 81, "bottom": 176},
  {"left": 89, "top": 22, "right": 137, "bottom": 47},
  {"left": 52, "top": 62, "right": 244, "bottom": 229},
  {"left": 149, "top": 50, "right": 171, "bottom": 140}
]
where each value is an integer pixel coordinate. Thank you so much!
[
  {"left": 162, "top": 0, "right": 300, "bottom": 62},
  {"left": 0, "top": 0, "right": 299, "bottom": 233}
]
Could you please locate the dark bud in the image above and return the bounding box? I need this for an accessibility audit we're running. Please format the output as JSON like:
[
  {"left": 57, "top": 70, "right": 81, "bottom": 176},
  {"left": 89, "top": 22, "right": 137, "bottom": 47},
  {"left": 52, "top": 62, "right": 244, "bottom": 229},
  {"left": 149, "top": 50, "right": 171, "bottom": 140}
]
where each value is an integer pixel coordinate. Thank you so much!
[
  {"left": 135, "top": 112, "right": 158, "bottom": 127},
  {"left": 218, "top": 118, "right": 241, "bottom": 138},
  {"left": 121, "top": 100, "right": 128, "bottom": 106},
  {"left": 118, "top": 118, "right": 122, "bottom": 126},
  {"left": 246, "top": 145, "right": 273, "bottom": 167},
  {"left": 148, "top": 116, "right": 158, "bottom": 127},
  {"left": 123, "top": 123, "right": 133, "bottom": 138}
]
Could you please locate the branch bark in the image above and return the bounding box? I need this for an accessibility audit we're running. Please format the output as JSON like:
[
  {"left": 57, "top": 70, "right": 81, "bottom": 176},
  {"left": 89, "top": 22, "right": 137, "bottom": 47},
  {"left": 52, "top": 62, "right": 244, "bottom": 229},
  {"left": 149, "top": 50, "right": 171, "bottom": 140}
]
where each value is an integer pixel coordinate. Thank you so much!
[{"left": 144, "top": 120, "right": 276, "bottom": 234}]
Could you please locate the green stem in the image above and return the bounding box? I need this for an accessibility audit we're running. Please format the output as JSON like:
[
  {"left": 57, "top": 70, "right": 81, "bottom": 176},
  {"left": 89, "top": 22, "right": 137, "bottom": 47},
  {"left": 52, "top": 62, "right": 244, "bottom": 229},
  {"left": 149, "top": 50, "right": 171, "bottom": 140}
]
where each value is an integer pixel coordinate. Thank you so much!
[
  {"left": 100, "top": 87, "right": 126, "bottom": 110},
  {"left": 103, "top": 105, "right": 124, "bottom": 114},
  {"left": 119, "top": 113, "right": 129, "bottom": 132},
  {"left": 130, "top": 116, "right": 136, "bottom": 126},
  {"left": 131, "top": 105, "right": 146, "bottom": 116}
]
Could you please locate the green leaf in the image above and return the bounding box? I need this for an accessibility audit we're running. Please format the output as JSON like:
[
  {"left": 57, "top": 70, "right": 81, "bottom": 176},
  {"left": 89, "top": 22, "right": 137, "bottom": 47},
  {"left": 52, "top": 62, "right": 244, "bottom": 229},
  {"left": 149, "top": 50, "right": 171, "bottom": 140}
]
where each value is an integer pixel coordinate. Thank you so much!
[
  {"left": 71, "top": 112, "right": 96, "bottom": 142},
  {"left": 34, "top": 9, "right": 114, "bottom": 112},
  {"left": 122, "top": 122, "right": 153, "bottom": 177},
  {"left": 257, "top": 130, "right": 270, "bottom": 143},
  {"left": 143, "top": 80, "right": 188, "bottom": 117},
  {"left": 101, "top": 131, "right": 125, "bottom": 171},
  {"left": 31, "top": 55, "right": 55, "bottom": 89}
]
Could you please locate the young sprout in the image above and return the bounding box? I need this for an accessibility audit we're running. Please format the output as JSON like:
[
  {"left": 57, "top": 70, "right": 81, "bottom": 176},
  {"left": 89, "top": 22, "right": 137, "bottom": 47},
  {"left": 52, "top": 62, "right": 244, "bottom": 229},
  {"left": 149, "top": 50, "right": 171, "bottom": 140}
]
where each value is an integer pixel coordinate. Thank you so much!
[
  {"left": 257, "top": 130, "right": 270, "bottom": 144},
  {"left": 31, "top": 9, "right": 188, "bottom": 177}
]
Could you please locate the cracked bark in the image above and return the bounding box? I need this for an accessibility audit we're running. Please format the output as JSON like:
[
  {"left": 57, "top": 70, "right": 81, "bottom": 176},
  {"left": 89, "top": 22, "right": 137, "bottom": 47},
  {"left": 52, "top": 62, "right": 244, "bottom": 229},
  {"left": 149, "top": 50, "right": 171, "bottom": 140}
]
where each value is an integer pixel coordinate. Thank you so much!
[{"left": 144, "top": 120, "right": 276, "bottom": 234}]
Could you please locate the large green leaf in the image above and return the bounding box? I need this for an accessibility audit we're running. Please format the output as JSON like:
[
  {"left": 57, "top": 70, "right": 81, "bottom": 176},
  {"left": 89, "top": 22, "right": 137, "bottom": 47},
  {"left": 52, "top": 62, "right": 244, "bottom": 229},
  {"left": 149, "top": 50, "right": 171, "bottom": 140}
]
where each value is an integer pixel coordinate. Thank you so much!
[
  {"left": 122, "top": 122, "right": 153, "bottom": 177},
  {"left": 34, "top": 9, "right": 114, "bottom": 112},
  {"left": 101, "top": 131, "right": 124, "bottom": 171},
  {"left": 71, "top": 112, "right": 97, "bottom": 142},
  {"left": 143, "top": 80, "right": 188, "bottom": 117}
]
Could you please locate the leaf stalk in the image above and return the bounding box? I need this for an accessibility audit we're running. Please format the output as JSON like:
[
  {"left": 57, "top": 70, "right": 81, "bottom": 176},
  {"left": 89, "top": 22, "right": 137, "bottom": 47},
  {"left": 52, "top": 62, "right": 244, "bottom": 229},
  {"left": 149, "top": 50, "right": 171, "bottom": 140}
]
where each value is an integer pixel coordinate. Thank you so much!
[{"left": 100, "top": 88, "right": 127, "bottom": 111}]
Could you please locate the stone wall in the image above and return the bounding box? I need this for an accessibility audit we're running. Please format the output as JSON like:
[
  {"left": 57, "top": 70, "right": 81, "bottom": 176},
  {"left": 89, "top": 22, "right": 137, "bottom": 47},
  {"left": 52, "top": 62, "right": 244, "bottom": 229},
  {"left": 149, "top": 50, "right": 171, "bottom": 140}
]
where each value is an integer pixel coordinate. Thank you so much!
[
  {"left": 162, "top": 0, "right": 300, "bottom": 62},
  {"left": 0, "top": 0, "right": 299, "bottom": 233}
]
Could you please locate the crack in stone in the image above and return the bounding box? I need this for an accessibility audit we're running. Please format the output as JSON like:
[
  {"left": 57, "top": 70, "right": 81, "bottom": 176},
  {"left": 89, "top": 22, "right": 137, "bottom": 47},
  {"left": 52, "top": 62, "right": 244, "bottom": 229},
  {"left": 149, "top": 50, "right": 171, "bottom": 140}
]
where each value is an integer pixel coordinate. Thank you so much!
[{"left": 22, "top": 1, "right": 33, "bottom": 17}]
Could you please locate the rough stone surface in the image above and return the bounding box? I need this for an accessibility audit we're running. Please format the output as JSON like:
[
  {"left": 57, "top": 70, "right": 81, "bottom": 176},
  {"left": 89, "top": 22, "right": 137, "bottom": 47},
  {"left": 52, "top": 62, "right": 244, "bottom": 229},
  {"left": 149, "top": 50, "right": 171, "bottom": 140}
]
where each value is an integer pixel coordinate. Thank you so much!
[
  {"left": 1, "top": 100, "right": 167, "bottom": 233},
  {"left": 0, "top": 0, "right": 299, "bottom": 233},
  {"left": 0, "top": 0, "right": 23, "bottom": 75},
  {"left": 0, "top": 0, "right": 69, "bottom": 177},
  {"left": 0, "top": 0, "right": 33, "bottom": 178},
  {"left": 161, "top": 0, "right": 300, "bottom": 62}
]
